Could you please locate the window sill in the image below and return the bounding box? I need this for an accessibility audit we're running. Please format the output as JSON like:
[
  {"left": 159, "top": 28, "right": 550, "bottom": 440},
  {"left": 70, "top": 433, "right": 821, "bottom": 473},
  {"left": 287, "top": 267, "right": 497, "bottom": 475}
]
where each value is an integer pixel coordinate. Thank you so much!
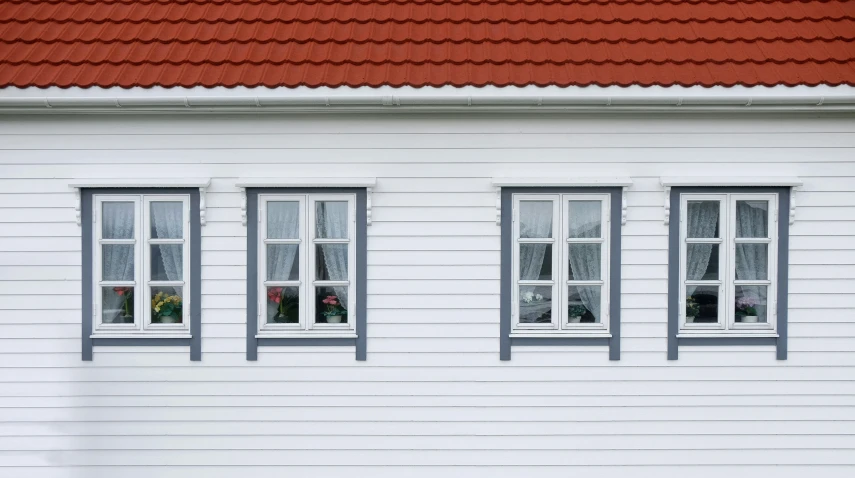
[
  {"left": 256, "top": 333, "right": 358, "bottom": 339},
  {"left": 91, "top": 334, "right": 192, "bottom": 339},
  {"left": 677, "top": 333, "right": 779, "bottom": 339},
  {"left": 510, "top": 332, "right": 612, "bottom": 339}
]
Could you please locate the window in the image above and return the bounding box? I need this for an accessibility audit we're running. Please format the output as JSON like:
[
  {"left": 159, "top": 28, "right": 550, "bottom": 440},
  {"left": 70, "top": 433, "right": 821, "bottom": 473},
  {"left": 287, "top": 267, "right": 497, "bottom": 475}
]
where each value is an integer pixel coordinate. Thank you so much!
[
  {"left": 93, "top": 194, "right": 191, "bottom": 335},
  {"left": 512, "top": 193, "right": 611, "bottom": 334},
  {"left": 679, "top": 193, "right": 778, "bottom": 333},
  {"left": 257, "top": 193, "right": 356, "bottom": 335}
]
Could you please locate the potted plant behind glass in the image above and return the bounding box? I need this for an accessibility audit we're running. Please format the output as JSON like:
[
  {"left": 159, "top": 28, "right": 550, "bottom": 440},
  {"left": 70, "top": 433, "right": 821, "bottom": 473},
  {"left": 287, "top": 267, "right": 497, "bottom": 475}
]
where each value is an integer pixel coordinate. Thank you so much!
[
  {"left": 568, "top": 304, "right": 587, "bottom": 323},
  {"left": 111, "top": 286, "right": 134, "bottom": 323},
  {"left": 322, "top": 295, "right": 346, "bottom": 323},
  {"left": 685, "top": 296, "right": 700, "bottom": 323},
  {"left": 151, "top": 291, "right": 182, "bottom": 324},
  {"left": 268, "top": 288, "right": 298, "bottom": 323},
  {"left": 736, "top": 295, "right": 759, "bottom": 323}
]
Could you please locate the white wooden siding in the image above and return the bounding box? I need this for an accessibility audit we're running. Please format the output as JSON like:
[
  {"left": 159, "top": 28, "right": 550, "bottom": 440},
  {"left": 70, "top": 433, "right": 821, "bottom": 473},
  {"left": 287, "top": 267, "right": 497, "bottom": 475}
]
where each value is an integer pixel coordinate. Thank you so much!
[{"left": 0, "top": 113, "right": 853, "bottom": 478}]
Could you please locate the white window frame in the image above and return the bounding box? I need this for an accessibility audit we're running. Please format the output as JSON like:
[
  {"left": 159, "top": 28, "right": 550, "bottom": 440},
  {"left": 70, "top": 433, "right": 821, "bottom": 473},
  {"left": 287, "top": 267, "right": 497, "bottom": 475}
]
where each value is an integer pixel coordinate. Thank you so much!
[
  {"left": 257, "top": 193, "right": 357, "bottom": 336},
  {"left": 92, "top": 194, "right": 191, "bottom": 336},
  {"left": 511, "top": 193, "right": 611, "bottom": 335},
  {"left": 679, "top": 193, "right": 778, "bottom": 335}
]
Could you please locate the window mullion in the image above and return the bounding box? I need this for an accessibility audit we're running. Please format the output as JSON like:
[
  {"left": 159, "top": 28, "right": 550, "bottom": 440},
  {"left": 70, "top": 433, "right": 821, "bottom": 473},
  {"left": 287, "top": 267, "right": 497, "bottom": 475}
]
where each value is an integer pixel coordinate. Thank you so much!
[{"left": 137, "top": 198, "right": 145, "bottom": 331}]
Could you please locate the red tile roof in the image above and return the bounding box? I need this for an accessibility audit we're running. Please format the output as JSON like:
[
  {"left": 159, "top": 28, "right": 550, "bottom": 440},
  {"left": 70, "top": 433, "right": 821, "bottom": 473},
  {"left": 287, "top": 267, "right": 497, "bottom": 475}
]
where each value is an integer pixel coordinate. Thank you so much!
[{"left": 0, "top": 0, "right": 853, "bottom": 88}]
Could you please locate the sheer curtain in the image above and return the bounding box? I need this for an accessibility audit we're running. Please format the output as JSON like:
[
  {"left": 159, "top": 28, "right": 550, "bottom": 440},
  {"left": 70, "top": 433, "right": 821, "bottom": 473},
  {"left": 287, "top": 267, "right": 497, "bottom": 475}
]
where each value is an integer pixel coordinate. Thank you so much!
[
  {"left": 102, "top": 203, "right": 135, "bottom": 319},
  {"left": 735, "top": 201, "right": 768, "bottom": 280},
  {"left": 317, "top": 202, "right": 349, "bottom": 309},
  {"left": 518, "top": 203, "right": 552, "bottom": 322},
  {"left": 685, "top": 201, "right": 719, "bottom": 295},
  {"left": 567, "top": 201, "right": 602, "bottom": 320},
  {"left": 151, "top": 203, "right": 184, "bottom": 286},
  {"left": 267, "top": 202, "right": 300, "bottom": 281}
]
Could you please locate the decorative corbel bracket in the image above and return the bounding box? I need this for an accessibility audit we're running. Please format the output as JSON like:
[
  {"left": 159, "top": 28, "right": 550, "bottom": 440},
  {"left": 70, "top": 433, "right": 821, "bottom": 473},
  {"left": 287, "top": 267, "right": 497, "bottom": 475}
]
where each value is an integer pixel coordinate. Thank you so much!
[
  {"left": 790, "top": 186, "right": 797, "bottom": 225},
  {"left": 495, "top": 188, "right": 502, "bottom": 226},
  {"left": 240, "top": 188, "right": 248, "bottom": 227},
  {"left": 199, "top": 186, "right": 207, "bottom": 226},
  {"left": 621, "top": 187, "right": 628, "bottom": 226},
  {"left": 366, "top": 187, "right": 373, "bottom": 226},
  {"left": 663, "top": 185, "right": 672, "bottom": 225},
  {"left": 74, "top": 187, "right": 82, "bottom": 226}
]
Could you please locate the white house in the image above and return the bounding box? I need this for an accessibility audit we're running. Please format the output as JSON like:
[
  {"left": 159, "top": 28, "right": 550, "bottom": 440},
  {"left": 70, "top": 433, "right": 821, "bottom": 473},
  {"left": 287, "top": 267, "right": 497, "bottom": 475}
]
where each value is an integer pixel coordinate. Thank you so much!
[{"left": 1, "top": 1, "right": 854, "bottom": 477}]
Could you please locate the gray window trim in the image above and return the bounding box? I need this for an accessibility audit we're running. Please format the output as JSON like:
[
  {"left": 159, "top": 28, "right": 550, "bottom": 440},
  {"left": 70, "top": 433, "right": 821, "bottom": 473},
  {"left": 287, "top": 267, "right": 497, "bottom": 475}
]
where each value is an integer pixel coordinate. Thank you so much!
[
  {"left": 500, "top": 187, "right": 622, "bottom": 361},
  {"left": 81, "top": 188, "right": 202, "bottom": 361},
  {"left": 245, "top": 188, "right": 367, "bottom": 361},
  {"left": 667, "top": 186, "right": 790, "bottom": 360}
]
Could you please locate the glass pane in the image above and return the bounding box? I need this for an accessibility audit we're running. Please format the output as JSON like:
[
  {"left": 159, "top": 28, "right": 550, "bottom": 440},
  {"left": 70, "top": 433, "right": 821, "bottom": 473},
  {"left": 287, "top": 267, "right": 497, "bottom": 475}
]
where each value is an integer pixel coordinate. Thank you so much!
[
  {"left": 736, "top": 200, "right": 769, "bottom": 238},
  {"left": 316, "top": 244, "right": 348, "bottom": 281},
  {"left": 150, "top": 202, "right": 183, "bottom": 239},
  {"left": 316, "top": 201, "right": 348, "bottom": 239},
  {"left": 315, "top": 287, "right": 348, "bottom": 324},
  {"left": 735, "top": 285, "right": 768, "bottom": 323},
  {"left": 150, "top": 245, "right": 183, "bottom": 281},
  {"left": 102, "top": 287, "right": 134, "bottom": 324},
  {"left": 686, "top": 285, "right": 719, "bottom": 323},
  {"left": 519, "top": 286, "right": 552, "bottom": 323},
  {"left": 568, "top": 201, "right": 602, "bottom": 238},
  {"left": 520, "top": 244, "right": 552, "bottom": 280},
  {"left": 151, "top": 286, "right": 183, "bottom": 324},
  {"left": 519, "top": 201, "right": 553, "bottom": 238},
  {"left": 102, "top": 244, "right": 134, "bottom": 281},
  {"left": 567, "top": 285, "right": 601, "bottom": 323},
  {"left": 102, "top": 202, "right": 134, "bottom": 239},
  {"left": 266, "top": 286, "right": 299, "bottom": 324},
  {"left": 687, "top": 201, "right": 720, "bottom": 238},
  {"left": 267, "top": 201, "right": 300, "bottom": 239},
  {"left": 735, "top": 243, "right": 768, "bottom": 280},
  {"left": 568, "top": 243, "right": 601, "bottom": 281},
  {"left": 686, "top": 243, "right": 719, "bottom": 280},
  {"left": 267, "top": 244, "right": 299, "bottom": 281}
]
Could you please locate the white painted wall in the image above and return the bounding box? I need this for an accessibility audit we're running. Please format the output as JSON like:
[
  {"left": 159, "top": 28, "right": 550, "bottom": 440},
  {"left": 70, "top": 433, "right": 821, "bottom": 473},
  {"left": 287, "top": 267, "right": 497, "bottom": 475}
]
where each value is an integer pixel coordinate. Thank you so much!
[{"left": 0, "top": 112, "right": 854, "bottom": 477}]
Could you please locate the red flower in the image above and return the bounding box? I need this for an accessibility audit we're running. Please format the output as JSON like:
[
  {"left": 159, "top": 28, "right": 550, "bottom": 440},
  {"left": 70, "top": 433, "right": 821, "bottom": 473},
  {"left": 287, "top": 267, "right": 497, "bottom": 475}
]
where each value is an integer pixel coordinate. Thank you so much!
[{"left": 113, "top": 287, "right": 130, "bottom": 296}]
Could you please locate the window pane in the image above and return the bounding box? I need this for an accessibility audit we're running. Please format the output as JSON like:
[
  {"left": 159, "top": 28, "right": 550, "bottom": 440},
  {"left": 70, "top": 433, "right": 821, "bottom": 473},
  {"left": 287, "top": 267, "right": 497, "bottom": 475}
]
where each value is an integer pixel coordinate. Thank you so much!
[
  {"left": 267, "top": 244, "right": 299, "bottom": 281},
  {"left": 735, "top": 285, "right": 768, "bottom": 323},
  {"left": 687, "top": 201, "right": 720, "bottom": 238},
  {"left": 735, "top": 243, "right": 768, "bottom": 280},
  {"left": 266, "top": 286, "right": 299, "bottom": 324},
  {"left": 102, "top": 287, "right": 134, "bottom": 324},
  {"left": 316, "top": 244, "right": 348, "bottom": 281},
  {"left": 151, "top": 286, "right": 183, "bottom": 324},
  {"left": 686, "top": 243, "right": 719, "bottom": 280},
  {"left": 519, "top": 201, "right": 553, "bottom": 238},
  {"left": 316, "top": 201, "right": 348, "bottom": 239},
  {"left": 686, "top": 285, "right": 719, "bottom": 323},
  {"left": 568, "top": 243, "right": 601, "bottom": 281},
  {"left": 736, "top": 200, "right": 769, "bottom": 238},
  {"left": 519, "top": 286, "right": 552, "bottom": 323},
  {"left": 151, "top": 245, "right": 183, "bottom": 281},
  {"left": 267, "top": 201, "right": 300, "bottom": 239},
  {"left": 102, "top": 202, "right": 134, "bottom": 239},
  {"left": 315, "top": 287, "right": 348, "bottom": 324},
  {"left": 567, "top": 285, "right": 601, "bottom": 323},
  {"left": 102, "top": 244, "right": 134, "bottom": 281},
  {"left": 568, "top": 201, "right": 602, "bottom": 238},
  {"left": 520, "top": 244, "right": 552, "bottom": 280},
  {"left": 150, "top": 202, "right": 183, "bottom": 239}
]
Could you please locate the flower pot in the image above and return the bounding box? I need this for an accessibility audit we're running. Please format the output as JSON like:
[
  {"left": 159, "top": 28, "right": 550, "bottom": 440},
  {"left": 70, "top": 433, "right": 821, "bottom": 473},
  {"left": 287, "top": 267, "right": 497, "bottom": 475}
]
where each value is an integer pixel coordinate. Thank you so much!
[
  {"left": 741, "top": 315, "right": 759, "bottom": 323},
  {"left": 568, "top": 316, "right": 582, "bottom": 323},
  {"left": 686, "top": 316, "right": 695, "bottom": 323},
  {"left": 158, "top": 314, "right": 180, "bottom": 324},
  {"left": 326, "top": 315, "right": 343, "bottom": 324}
]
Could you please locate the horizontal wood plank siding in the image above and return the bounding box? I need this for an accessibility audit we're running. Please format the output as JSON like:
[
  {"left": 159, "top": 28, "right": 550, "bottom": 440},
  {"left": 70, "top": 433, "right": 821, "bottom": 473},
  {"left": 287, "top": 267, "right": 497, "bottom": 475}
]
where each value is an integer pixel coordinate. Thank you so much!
[{"left": 0, "top": 113, "right": 853, "bottom": 476}]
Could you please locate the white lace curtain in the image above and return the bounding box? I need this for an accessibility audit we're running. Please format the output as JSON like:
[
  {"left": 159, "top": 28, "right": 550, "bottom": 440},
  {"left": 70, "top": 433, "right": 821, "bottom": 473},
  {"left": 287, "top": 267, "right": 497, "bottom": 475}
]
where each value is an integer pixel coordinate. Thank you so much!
[
  {"left": 267, "top": 202, "right": 300, "bottom": 282},
  {"left": 518, "top": 202, "right": 552, "bottom": 322},
  {"left": 102, "top": 202, "right": 135, "bottom": 320},
  {"left": 567, "top": 201, "right": 602, "bottom": 321},
  {"left": 317, "top": 202, "right": 349, "bottom": 310},
  {"left": 735, "top": 201, "right": 768, "bottom": 280},
  {"left": 151, "top": 203, "right": 184, "bottom": 291},
  {"left": 686, "top": 201, "right": 720, "bottom": 295}
]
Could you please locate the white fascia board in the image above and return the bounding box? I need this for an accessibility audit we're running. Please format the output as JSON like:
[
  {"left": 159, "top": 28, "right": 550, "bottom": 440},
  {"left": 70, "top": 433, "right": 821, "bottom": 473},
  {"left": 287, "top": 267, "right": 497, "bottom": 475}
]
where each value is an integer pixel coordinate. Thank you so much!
[
  {"left": 235, "top": 177, "right": 377, "bottom": 188},
  {"left": 660, "top": 177, "right": 803, "bottom": 187},
  {"left": 2, "top": 85, "right": 855, "bottom": 113},
  {"left": 69, "top": 178, "right": 211, "bottom": 188},
  {"left": 493, "top": 177, "right": 633, "bottom": 188}
]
